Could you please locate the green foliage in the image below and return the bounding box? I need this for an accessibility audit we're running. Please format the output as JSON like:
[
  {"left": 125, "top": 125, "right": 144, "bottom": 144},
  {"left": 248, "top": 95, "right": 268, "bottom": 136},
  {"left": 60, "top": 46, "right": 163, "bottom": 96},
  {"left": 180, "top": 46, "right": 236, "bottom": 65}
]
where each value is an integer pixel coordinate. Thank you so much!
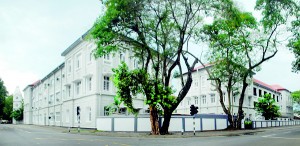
[
  {"left": 3, "top": 95, "right": 13, "bottom": 120},
  {"left": 0, "top": 78, "right": 8, "bottom": 119},
  {"left": 292, "top": 90, "right": 300, "bottom": 103},
  {"left": 254, "top": 94, "right": 281, "bottom": 120},
  {"left": 11, "top": 101, "right": 24, "bottom": 121},
  {"left": 112, "top": 63, "right": 175, "bottom": 114}
]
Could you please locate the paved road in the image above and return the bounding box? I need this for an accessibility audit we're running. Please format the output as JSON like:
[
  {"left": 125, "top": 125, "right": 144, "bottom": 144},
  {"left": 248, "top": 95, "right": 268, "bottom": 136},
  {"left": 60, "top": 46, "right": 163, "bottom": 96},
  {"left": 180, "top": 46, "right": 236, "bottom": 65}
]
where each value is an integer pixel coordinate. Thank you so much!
[{"left": 1, "top": 124, "right": 300, "bottom": 146}]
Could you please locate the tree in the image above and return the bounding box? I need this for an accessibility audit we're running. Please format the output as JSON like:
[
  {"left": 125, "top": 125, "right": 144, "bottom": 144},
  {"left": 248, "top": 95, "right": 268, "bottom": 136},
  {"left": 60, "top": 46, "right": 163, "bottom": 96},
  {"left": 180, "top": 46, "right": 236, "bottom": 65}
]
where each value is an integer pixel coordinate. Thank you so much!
[
  {"left": 11, "top": 100, "right": 24, "bottom": 121},
  {"left": 288, "top": 9, "right": 300, "bottom": 72},
  {"left": 192, "top": 0, "right": 299, "bottom": 129},
  {"left": 201, "top": 0, "right": 255, "bottom": 128},
  {"left": 3, "top": 95, "right": 13, "bottom": 120},
  {"left": 254, "top": 94, "right": 280, "bottom": 120},
  {"left": 0, "top": 78, "right": 8, "bottom": 119},
  {"left": 292, "top": 90, "right": 300, "bottom": 103},
  {"left": 91, "top": 0, "right": 217, "bottom": 134},
  {"left": 235, "top": 0, "right": 300, "bottom": 129}
]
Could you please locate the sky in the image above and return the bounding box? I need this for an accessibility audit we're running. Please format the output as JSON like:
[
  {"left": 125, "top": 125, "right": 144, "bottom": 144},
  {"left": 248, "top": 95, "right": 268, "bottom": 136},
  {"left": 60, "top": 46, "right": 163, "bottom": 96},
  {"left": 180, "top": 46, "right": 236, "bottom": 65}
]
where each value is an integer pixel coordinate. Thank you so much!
[{"left": 0, "top": 0, "right": 299, "bottom": 95}]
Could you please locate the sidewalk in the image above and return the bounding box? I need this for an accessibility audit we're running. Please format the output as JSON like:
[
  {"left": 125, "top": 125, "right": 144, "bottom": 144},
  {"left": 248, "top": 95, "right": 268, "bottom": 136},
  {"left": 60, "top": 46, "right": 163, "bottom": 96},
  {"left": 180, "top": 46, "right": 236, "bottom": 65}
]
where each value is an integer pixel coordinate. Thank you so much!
[{"left": 25, "top": 124, "right": 300, "bottom": 138}]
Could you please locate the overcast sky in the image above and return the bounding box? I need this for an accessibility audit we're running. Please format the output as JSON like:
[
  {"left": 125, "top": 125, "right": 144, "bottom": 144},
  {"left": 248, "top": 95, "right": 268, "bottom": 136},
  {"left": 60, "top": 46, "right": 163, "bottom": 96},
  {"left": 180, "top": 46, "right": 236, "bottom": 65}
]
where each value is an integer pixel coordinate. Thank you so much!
[{"left": 0, "top": 0, "right": 299, "bottom": 95}]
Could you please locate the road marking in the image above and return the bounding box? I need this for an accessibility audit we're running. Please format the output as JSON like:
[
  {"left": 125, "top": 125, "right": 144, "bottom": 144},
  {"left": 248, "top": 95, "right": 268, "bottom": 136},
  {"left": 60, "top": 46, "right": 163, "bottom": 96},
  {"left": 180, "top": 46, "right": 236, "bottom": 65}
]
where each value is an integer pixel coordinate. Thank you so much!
[
  {"left": 263, "top": 136, "right": 300, "bottom": 140},
  {"left": 262, "top": 134, "right": 276, "bottom": 138}
]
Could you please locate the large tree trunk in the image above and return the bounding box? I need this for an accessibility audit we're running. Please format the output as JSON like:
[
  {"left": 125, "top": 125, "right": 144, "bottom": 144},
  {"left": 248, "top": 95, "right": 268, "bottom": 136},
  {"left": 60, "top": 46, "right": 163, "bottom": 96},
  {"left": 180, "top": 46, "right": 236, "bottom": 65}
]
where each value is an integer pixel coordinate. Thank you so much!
[
  {"left": 149, "top": 105, "right": 160, "bottom": 135},
  {"left": 160, "top": 110, "right": 171, "bottom": 135},
  {"left": 227, "top": 113, "right": 235, "bottom": 129},
  {"left": 237, "top": 77, "right": 248, "bottom": 129}
]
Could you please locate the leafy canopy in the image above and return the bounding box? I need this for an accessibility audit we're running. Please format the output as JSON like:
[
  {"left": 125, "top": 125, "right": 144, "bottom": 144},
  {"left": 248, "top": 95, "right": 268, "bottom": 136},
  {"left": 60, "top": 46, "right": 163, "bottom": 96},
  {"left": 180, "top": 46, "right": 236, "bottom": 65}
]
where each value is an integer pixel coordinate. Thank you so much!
[
  {"left": 292, "top": 90, "right": 300, "bottom": 103},
  {"left": 112, "top": 63, "right": 175, "bottom": 114},
  {"left": 254, "top": 94, "right": 280, "bottom": 120}
]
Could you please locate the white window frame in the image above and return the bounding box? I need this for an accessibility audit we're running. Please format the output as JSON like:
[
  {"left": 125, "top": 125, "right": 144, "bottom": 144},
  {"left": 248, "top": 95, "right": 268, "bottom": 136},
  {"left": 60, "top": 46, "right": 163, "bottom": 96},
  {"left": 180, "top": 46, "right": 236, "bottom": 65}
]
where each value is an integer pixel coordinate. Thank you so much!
[
  {"left": 103, "top": 76, "right": 110, "bottom": 91},
  {"left": 76, "top": 81, "right": 81, "bottom": 95},
  {"left": 210, "top": 94, "right": 215, "bottom": 103},
  {"left": 76, "top": 54, "right": 82, "bottom": 69},
  {"left": 202, "top": 95, "right": 206, "bottom": 104}
]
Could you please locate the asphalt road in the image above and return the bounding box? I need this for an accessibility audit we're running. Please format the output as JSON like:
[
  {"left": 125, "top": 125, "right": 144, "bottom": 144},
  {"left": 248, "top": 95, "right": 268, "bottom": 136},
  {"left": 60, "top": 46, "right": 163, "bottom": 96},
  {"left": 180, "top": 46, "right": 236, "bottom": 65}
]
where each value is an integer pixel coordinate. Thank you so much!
[{"left": 1, "top": 124, "right": 300, "bottom": 146}]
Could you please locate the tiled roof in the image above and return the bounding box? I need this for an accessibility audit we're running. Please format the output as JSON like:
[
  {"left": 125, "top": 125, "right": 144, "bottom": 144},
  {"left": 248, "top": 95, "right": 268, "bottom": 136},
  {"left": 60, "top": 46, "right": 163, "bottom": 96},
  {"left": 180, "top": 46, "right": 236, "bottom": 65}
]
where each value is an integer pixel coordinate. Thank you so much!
[
  {"left": 253, "top": 78, "right": 288, "bottom": 92},
  {"left": 193, "top": 63, "right": 213, "bottom": 71}
]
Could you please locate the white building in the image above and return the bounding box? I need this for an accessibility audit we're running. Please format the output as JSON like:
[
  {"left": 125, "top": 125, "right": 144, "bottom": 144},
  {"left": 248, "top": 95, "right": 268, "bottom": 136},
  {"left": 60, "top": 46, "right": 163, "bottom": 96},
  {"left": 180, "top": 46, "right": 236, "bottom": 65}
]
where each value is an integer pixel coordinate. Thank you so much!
[
  {"left": 175, "top": 65, "right": 294, "bottom": 120},
  {"left": 13, "top": 86, "right": 23, "bottom": 124},
  {"left": 23, "top": 32, "right": 147, "bottom": 128}
]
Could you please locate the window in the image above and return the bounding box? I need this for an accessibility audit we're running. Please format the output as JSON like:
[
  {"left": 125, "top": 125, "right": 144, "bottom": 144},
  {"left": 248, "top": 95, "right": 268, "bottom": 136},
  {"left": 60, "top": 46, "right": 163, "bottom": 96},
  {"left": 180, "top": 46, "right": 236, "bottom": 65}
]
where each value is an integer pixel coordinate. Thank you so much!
[
  {"left": 253, "top": 87, "right": 257, "bottom": 96},
  {"left": 194, "top": 97, "right": 198, "bottom": 105},
  {"left": 68, "top": 60, "right": 72, "bottom": 73},
  {"left": 87, "top": 77, "right": 92, "bottom": 91},
  {"left": 201, "top": 76, "right": 205, "bottom": 88},
  {"left": 119, "top": 53, "right": 125, "bottom": 63},
  {"left": 210, "top": 94, "right": 215, "bottom": 103},
  {"left": 66, "top": 85, "right": 71, "bottom": 97},
  {"left": 223, "top": 92, "right": 226, "bottom": 102},
  {"left": 273, "top": 94, "right": 275, "bottom": 100},
  {"left": 259, "top": 89, "right": 262, "bottom": 97},
  {"left": 202, "top": 95, "right": 206, "bottom": 104},
  {"left": 277, "top": 96, "right": 279, "bottom": 102},
  {"left": 89, "top": 51, "right": 93, "bottom": 62},
  {"left": 103, "top": 76, "right": 110, "bottom": 91},
  {"left": 104, "top": 54, "right": 110, "bottom": 60},
  {"left": 264, "top": 91, "right": 267, "bottom": 95},
  {"left": 76, "top": 81, "right": 81, "bottom": 95},
  {"left": 76, "top": 54, "right": 81, "bottom": 69}
]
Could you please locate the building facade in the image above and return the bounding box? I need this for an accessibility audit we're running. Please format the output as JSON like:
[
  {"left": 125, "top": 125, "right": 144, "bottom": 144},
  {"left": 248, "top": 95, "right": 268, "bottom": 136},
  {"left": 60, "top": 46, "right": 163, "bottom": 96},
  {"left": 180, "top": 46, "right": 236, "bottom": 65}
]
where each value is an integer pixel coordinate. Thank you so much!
[
  {"left": 23, "top": 32, "right": 147, "bottom": 128},
  {"left": 175, "top": 65, "right": 294, "bottom": 120}
]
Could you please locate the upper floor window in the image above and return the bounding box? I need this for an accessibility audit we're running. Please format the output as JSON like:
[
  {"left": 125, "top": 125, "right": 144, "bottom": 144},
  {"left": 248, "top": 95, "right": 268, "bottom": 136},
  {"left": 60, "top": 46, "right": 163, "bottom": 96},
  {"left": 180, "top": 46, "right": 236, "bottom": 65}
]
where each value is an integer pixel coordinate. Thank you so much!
[
  {"left": 87, "top": 77, "right": 92, "bottom": 91},
  {"left": 253, "top": 87, "right": 257, "bottom": 96},
  {"left": 259, "top": 89, "right": 262, "bottom": 97},
  {"left": 66, "top": 85, "right": 71, "bottom": 97},
  {"left": 194, "top": 97, "right": 198, "bottom": 105},
  {"left": 103, "top": 76, "right": 110, "bottom": 91},
  {"left": 76, "top": 54, "right": 81, "bottom": 69},
  {"left": 68, "top": 60, "right": 72, "bottom": 73},
  {"left": 210, "top": 94, "right": 215, "bottom": 103},
  {"left": 201, "top": 76, "right": 206, "bottom": 88},
  {"left": 119, "top": 53, "right": 125, "bottom": 63},
  {"left": 76, "top": 81, "right": 81, "bottom": 95},
  {"left": 89, "top": 51, "right": 93, "bottom": 62},
  {"left": 202, "top": 95, "right": 206, "bottom": 104},
  {"left": 104, "top": 54, "right": 110, "bottom": 60}
]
